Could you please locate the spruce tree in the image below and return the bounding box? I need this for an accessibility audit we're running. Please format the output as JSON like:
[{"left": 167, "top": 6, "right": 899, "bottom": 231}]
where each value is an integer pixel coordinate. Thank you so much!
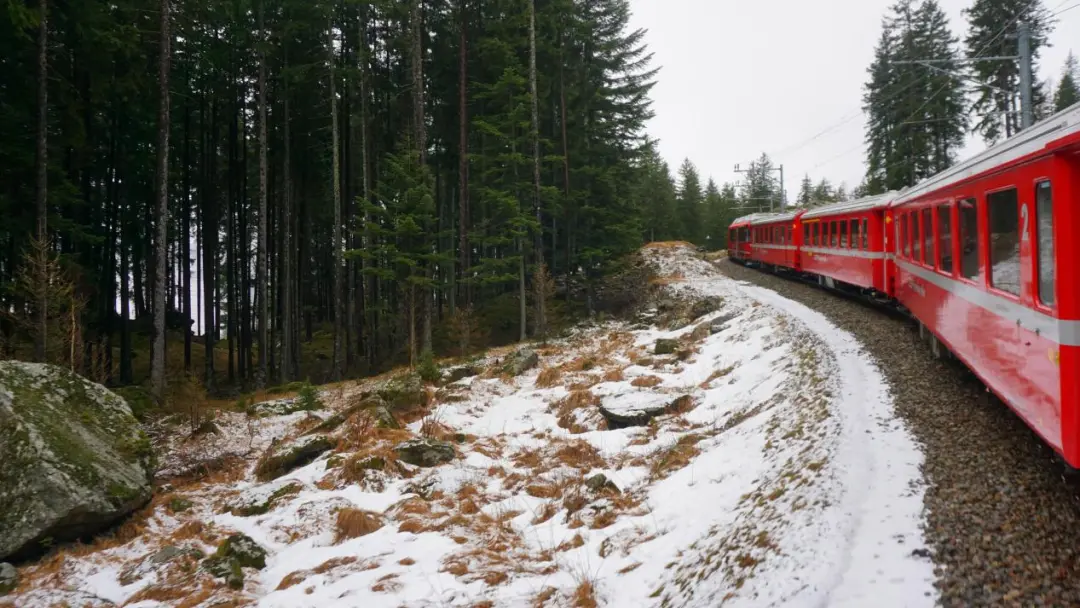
[
  {"left": 1055, "top": 52, "right": 1080, "bottom": 112},
  {"left": 964, "top": 0, "right": 1052, "bottom": 142},
  {"left": 797, "top": 175, "right": 813, "bottom": 207},
  {"left": 675, "top": 159, "right": 703, "bottom": 244}
]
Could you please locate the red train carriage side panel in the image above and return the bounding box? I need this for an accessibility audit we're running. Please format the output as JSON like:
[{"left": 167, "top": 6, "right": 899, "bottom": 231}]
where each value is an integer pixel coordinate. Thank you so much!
[
  {"left": 799, "top": 193, "right": 895, "bottom": 292},
  {"left": 890, "top": 103, "right": 1080, "bottom": 466},
  {"left": 748, "top": 211, "right": 803, "bottom": 270}
]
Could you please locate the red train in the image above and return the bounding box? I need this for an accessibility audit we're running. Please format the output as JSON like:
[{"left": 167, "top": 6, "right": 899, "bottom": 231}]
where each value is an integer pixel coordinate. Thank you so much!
[{"left": 728, "top": 104, "right": 1080, "bottom": 468}]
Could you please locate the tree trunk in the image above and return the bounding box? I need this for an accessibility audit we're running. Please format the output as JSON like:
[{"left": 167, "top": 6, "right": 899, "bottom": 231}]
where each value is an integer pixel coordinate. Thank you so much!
[
  {"left": 280, "top": 66, "right": 293, "bottom": 384},
  {"left": 34, "top": 0, "right": 48, "bottom": 362},
  {"left": 528, "top": 0, "right": 543, "bottom": 339},
  {"left": 358, "top": 13, "right": 372, "bottom": 368},
  {"left": 457, "top": 0, "right": 469, "bottom": 308},
  {"left": 151, "top": 0, "right": 171, "bottom": 401},
  {"left": 329, "top": 19, "right": 344, "bottom": 382},
  {"left": 256, "top": 0, "right": 269, "bottom": 387},
  {"left": 183, "top": 98, "right": 192, "bottom": 371},
  {"left": 410, "top": 0, "right": 432, "bottom": 354}
]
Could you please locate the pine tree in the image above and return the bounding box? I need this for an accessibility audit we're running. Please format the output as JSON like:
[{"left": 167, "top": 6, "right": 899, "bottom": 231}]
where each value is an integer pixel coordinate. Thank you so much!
[
  {"left": 964, "top": 0, "right": 1053, "bottom": 142},
  {"left": 150, "top": 0, "right": 171, "bottom": 401},
  {"left": 703, "top": 179, "right": 726, "bottom": 249},
  {"left": 637, "top": 142, "right": 677, "bottom": 242},
  {"left": 1055, "top": 52, "right": 1080, "bottom": 112},
  {"left": 797, "top": 175, "right": 813, "bottom": 207},
  {"left": 743, "top": 153, "right": 780, "bottom": 212},
  {"left": 675, "top": 159, "right": 703, "bottom": 244}
]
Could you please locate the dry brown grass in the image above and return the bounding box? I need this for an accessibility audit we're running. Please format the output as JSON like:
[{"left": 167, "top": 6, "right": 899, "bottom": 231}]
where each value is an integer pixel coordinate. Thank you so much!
[
  {"left": 444, "top": 561, "right": 469, "bottom": 576},
  {"left": 532, "top": 502, "right": 559, "bottom": 525},
  {"left": 525, "top": 484, "right": 559, "bottom": 499},
  {"left": 553, "top": 440, "right": 605, "bottom": 470},
  {"left": 667, "top": 395, "right": 697, "bottom": 415},
  {"left": 398, "top": 557, "right": 416, "bottom": 566},
  {"left": 371, "top": 573, "right": 403, "bottom": 593},
  {"left": 643, "top": 240, "right": 694, "bottom": 249},
  {"left": 557, "top": 533, "right": 586, "bottom": 552},
  {"left": 334, "top": 508, "right": 384, "bottom": 543},
  {"left": 572, "top": 580, "right": 599, "bottom": 607},
  {"left": 561, "top": 354, "right": 600, "bottom": 373},
  {"left": 398, "top": 519, "right": 426, "bottom": 534},
  {"left": 630, "top": 375, "right": 663, "bottom": 388},
  {"left": 618, "top": 562, "right": 643, "bottom": 574},
  {"left": 553, "top": 390, "right": 601, "bottom": 433},
  {"left": 535, "top": 367, "right": 563, "bottom": 388},
  {"left": 649, "top": 435, "right": 704, "bottom": 480},
  {"left": 602, "top": 367, "right": 625, "bottom": 382}
]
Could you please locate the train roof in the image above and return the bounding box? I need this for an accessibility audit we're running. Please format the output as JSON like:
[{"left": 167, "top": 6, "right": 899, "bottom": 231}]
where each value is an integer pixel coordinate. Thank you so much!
[
  {"left": 894, "top": 101, "right": 1080, "bottom": 205},
  {"left": 730, "top": 212, "right": 779, "bottom": 226},
  {"left": 800, "top": 192, "right": 897, "bottom": 219}
]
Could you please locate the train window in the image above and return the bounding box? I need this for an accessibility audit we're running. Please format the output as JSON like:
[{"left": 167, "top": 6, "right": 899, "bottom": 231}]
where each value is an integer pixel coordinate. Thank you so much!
[
  {"left": 830, "top": 222, "right": 838, "bottom": 247},
  {"left": 804, "top": 224, "right": 811, "bottom": 244},
  {"left": 912, "top": 211, "right": 922, "bottom": 262},
  {"left": 813, "top": 223, "right": 820, "bottom": 246},
  {"left": 988, "top": 187, "right": 1020, "bottom": 295},
  {"left": 959, "top": 198, "right": 979, "bottom": 279},
  {"left": 900, "top": 214, "right": 909, "bottom": 257},
  {"left": 1036, "top": 181, "right": 1054, "bottom": 305},
  {"left": 862, "top": 218, "right": 869, "bottom": 249},
  {"left": 937, "top": 204, "right": 953, "bottom": 274},
  {"left": 922, "top": 208, "right": 934, "bottom": 267},
  {"left": 839, "top": 221, "right": 848, "bottom": 248},
  {"left": 851, "top": 220, "right": 860, "bottom": 250}
]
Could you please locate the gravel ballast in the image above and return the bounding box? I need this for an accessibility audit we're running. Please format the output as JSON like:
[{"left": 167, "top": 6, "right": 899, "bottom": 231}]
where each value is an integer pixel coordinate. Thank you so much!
[{"left": 719, "top": 260, "right": 1080, "bottom": 607}]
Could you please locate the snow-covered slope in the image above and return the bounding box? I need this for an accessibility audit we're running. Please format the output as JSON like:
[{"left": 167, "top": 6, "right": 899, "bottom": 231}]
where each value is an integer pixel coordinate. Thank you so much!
[{"left": 5, "top": 243, "right": 936, "bottom": 608}]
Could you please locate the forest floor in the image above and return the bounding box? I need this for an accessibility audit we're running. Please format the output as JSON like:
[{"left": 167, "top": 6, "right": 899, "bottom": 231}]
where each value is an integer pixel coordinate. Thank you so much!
[{"left": 5, "top": 243, "right": 937, "bottom": 608}]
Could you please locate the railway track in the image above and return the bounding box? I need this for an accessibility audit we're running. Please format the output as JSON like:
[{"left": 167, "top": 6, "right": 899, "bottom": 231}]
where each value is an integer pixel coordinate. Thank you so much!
[{"left": 718, "top": 258, "right": 1080, "bottom": 607}]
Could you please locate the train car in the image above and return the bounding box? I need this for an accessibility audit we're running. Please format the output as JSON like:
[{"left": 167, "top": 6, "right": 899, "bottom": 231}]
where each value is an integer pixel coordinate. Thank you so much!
[
  {"left": 890, "top": 103, "right": 1080, "bottom": 467},
  {"left": 727, "top": 216, "right": 755, "bottom": 262},
  {"left": 747, "top": 210, "right": 804, "bottom": 271},
  {"left": 800, "top": 193, "right": 896, "bottom": 295}
]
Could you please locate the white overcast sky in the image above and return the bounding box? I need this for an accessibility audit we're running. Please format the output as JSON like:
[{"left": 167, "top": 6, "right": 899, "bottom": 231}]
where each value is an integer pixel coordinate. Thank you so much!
[{"left": 628, "top": 0, "right": 1080, "bottom": 203}]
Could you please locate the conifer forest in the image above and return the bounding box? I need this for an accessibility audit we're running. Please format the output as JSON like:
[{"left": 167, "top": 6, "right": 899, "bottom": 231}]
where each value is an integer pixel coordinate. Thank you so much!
[
  {"left": 0, "top": 0, "right": 754, "bottom": 399},
  {"left": 3, "top": 0, "right": 1080, "bottom": 403}
]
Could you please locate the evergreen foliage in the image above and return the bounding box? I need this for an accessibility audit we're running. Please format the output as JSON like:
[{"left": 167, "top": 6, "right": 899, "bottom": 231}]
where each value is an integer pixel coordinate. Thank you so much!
[
  {"left": 963, "top": 0, "right": 1053, "bottom": 143},
  {"left": 1055, "top": 52, "right": 1080, "bottom": 112}
]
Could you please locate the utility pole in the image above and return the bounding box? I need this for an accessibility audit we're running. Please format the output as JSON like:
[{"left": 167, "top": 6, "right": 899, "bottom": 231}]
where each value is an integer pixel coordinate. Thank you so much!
[
  {"left": 734, "top": 162, "right": 785, "bottom": 212},
  {"left": 891, "top": 21, "right": 1035, "bottom": 133},
  {"left": 1018, "top": 21, "right": 1034, "bottom": 130}
]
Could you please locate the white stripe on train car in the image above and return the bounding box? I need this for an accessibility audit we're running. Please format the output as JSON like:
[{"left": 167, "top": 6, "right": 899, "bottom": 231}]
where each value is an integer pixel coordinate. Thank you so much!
[
  {"left": 802, "top": 247, "right": 884, "bottom": 260},
  {"left": 895, "top": 258, "right": 1080, "bottom": 346}
]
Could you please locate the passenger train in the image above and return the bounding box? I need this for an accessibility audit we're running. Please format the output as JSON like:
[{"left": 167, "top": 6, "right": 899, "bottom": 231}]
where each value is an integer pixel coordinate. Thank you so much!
[{"left": 729, "top": 102, "right": 1080, "bottom": 469}]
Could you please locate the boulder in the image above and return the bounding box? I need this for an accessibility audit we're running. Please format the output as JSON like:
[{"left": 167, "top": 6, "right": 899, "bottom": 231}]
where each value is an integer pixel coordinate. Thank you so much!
[
  {"left": 584, "top": 474, "right": 621, "bottom": 494},
  {"left": 445, "top": 365, "right": 480, "bottom": 384},
  {"left": 0, "top": 361, "right": 153, "bottom": 562},
  {"left": 653, "top": 339, "right": 679, "bottom": 355},
  {"left": 305, "top": 396, "right": 398, "bottom": 435},
  {"left": 503, "top": 348, "right": 540, "bottom": 376},
  {"left": 0, "top": 563, "right": 15, "bottom": 595},
  {"left": 202, "top": 533, "right": 267, "bottom": 590},
  {"left": 394, "top": 439, "right": 456, "bottom": 467},
  {"left": 688, "top": 296, "right": 723, "bottom": 321},
  {"left": 254, "top": 435, "right": 334, "bottom": 481},
  {"left": 378, "top": 373, "right": 426, "bottom": 410},
  {"left": 599, "top": 393, "right": 695, "bottom": 429},
  {"left": 709, "top": 313, "right": 737, "bottom": 335}
]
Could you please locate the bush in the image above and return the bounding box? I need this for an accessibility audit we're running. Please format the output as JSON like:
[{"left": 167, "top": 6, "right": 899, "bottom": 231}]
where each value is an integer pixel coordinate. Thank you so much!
[
  {"left": 295, "top": 381, "right": 324, "bottom": 411},
  {"left": 416, "top": 348, "right": 440, "bottom": 383}
]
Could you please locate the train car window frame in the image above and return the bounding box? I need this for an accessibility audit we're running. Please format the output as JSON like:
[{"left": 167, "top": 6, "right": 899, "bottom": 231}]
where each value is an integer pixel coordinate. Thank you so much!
[
  {"left": 987, "top": 186, "right": 1021, "bottom": 298},
  {"left": 830, "top": 222, "right": 838, "bottom": 247},
  {"left": 900, "top": 213, "right": 909, "bottom": 258},
  {"left": 804, "top": 224, "right": 810, "bottom": 245},
  {"left": 958, "top": 197, "right": 979, "bottom": 281},
  {"left": 862, "top": 218, "right": 869, "bottom": 250},
  {"left": 922, "top": 207, "right": 934, "bottom": 268},
  {"left": 912, "top": 211, "right": 922, "bottom": 262},
  {"left": 839, "top": 220, "right": 848, "bottom": 248},
  {"left": 937, "top": 202, "right": 953, "bottom": 275},
  {"left": 1035, "top": 179, "right": 1054, "bottom": 307},
  {"left": 849, "top": 219, "right": 858, "bottom": 250}
]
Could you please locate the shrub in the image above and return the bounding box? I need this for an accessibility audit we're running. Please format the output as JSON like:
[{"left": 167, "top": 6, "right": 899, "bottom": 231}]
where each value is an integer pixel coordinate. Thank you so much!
[
  {"left": 296, "top": 381, "right": 324, "bottom": 411},
  {"left": 416, "top": 348, "right": 440, "bottom": 383}
]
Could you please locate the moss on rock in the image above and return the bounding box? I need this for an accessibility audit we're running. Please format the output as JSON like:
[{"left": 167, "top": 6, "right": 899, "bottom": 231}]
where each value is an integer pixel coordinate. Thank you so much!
[
  {"left": 254, "top": 435, "right": 333, "bottom": 481},
  {"left": 0, "top": 361, "right": 153, "bottom": 562}
]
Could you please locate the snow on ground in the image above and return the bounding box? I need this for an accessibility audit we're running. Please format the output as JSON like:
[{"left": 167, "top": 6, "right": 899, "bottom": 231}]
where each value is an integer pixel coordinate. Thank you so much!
[{"left": 5, "top": 243, "right": 937, "bottom": 608}]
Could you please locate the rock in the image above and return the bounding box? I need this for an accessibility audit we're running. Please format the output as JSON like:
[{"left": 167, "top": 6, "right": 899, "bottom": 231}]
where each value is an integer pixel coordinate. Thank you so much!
[
  {"left": 599, "top": 394, "right": 695, "bottom": 429},
  {"left": 653, "top": 339, "right": 679, "bottom": 355},
  {"left": 709, "top": 313, "right": 736, "bottom": 334},
  {"left": 0, "top": 563, "right": 16, "bottom": 595},
  {"left": 445, "top": 365, "right": 480, "bottom": 383},
  {"left": 191, "top": 419, "right": 221, "bottom": 436},
  {"left": 503, "top": 348, "right": 540, "bottom": 376},
  {"left": 584, "top": 474, "right": 621, "bottom": 494},
  {"left": 378, "top": 373, "right": 426, "bottom": 410},
  {"left": 326, "top": 455, "right": 345, "bottom": 469},
  {"left": 229, "top": 482, "right": 303, "bottom": 516},
  {"left": 248, "top": 397, "right": 314, "bottom": 418},
  {"left": 254, "top": 435, "right": 334, "bottom": 481},
  {"left": 0, "top": 361, "right": 153, "bottom": 562},
  {"left": 149, "top": 546, "right": 185, "bottom": 565},
  {"left": 372, "top": 405, "right": 400, "bottom": 430},
  {"left": 688, "top": 296, "right": 723, "bottom": 320},
  {"left": 394, "top": 439, "right": 456, "bottom": 468},
  {"left": 202, "top": 533, "right": 267, "bottom": 590}
]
